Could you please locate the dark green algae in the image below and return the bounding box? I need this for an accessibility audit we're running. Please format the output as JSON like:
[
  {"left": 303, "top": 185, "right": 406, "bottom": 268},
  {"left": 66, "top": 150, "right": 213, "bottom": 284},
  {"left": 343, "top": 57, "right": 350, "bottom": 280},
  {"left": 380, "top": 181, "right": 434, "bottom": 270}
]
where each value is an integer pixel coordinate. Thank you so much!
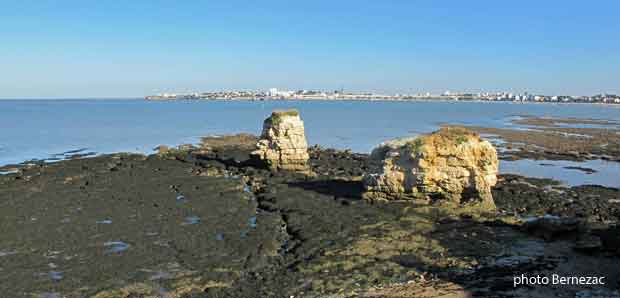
[
  {"left": 0, "top": 153, "right": 286, "bottom": 298},
  {"left": 0, "top": 141, "right": 619, "bottom": 298}
]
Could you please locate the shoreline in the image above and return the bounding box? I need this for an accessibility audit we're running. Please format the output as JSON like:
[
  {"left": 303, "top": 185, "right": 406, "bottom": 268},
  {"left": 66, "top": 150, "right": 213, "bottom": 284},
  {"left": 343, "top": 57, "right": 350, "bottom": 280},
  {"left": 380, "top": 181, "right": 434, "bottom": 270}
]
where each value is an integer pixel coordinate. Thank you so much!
[
  {"left": 3, "top": 142, "right": 620, "bottom": 189},
  {"left": 3, "top": 97, "right": 620, "bottom": 106},
  {"left": 1, "top": 135, "right": 619, "bottom": 297},
  {"left": 152, "top": 97, "right": 620, "bottom": 106},
  {"left": 3, "top": 113, "right": 619, "bottom": 188}
]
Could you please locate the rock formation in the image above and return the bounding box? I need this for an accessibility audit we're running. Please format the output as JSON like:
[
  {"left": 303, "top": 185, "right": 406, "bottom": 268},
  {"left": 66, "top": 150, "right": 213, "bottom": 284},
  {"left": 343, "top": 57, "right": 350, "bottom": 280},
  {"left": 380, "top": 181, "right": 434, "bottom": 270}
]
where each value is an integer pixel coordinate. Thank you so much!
[
  {"left": 363, "top": 127, "right": 499, "bottom": 209},
  {"left": 252, "top": 110, "right": 311, "bottom": 172}
]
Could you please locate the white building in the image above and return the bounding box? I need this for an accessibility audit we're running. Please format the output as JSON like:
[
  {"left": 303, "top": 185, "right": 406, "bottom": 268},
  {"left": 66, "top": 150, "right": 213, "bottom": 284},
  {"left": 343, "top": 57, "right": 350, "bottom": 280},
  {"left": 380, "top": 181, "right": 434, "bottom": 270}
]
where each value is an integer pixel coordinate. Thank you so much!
[{"left": 268, "top": 88, "right": 294, "bottom": 98}]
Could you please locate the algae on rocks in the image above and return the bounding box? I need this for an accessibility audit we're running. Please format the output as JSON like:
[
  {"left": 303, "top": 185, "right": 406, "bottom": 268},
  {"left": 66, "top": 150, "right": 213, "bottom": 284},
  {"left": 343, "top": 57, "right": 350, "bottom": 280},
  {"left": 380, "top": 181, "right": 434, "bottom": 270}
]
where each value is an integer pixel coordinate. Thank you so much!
[
  {"left": 252, "top": 109, "right": 311, "bottom": 172},
  {"left": 363, "top": 127, "right": 499, "bottom": 211}
]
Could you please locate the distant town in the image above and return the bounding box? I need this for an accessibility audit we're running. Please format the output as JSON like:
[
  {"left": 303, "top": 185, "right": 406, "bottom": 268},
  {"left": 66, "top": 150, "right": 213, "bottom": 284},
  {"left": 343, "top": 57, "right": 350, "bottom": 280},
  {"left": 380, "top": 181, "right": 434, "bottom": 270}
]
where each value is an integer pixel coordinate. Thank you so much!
[{"left": 145, "top": 88, "right": 620, "bottom": 104}]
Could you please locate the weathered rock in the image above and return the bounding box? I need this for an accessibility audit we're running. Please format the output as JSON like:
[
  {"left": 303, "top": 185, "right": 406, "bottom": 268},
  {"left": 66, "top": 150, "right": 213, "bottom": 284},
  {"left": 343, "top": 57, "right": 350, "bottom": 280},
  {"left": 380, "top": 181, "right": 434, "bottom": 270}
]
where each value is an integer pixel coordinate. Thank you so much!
[
  {"left": 599, "top": 225, "right": 620, "bottom": 254},
  {"left": 520, "top": 215, "right": 581, "bottom": 241},
  {"left": 197, "top": 134, "right": 259, "bottom": 165},
  {"left": 363, "top": 127, "right": 498, "bottom": 209},
  {"left": 252, "top": 110, "right": 311, "bottom": 172},
  {"left": 574, "top": 234, "right": 603, "bottom": 253},
  {"left": 154, "top": 145, "right": 170, "bottom": 155}
]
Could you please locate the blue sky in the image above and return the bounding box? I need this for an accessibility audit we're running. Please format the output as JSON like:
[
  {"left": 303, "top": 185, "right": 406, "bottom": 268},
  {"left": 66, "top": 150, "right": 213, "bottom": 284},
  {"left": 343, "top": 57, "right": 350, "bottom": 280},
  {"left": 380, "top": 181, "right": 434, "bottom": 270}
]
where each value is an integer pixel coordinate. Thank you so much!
[{"left": 0, "top": 0, "right": 618, "bottom": 98}]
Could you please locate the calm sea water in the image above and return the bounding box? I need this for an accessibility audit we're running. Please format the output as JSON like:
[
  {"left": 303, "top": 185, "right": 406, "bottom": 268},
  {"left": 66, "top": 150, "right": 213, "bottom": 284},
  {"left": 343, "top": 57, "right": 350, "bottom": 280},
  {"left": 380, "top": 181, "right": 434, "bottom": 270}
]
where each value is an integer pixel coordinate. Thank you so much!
[{"left": 1, "top": 99, "right": 619, "bottom": 186}]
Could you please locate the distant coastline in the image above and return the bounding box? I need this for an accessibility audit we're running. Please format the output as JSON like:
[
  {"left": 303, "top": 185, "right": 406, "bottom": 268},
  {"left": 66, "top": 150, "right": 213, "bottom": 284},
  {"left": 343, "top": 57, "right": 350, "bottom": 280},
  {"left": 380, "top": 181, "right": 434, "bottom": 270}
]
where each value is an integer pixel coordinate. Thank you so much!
[
  {"left": 143, "top": 96, "right": 620, "bottom": 105},
  {"left": 145, "top": 89, "right": 620, "bottom": 104}
]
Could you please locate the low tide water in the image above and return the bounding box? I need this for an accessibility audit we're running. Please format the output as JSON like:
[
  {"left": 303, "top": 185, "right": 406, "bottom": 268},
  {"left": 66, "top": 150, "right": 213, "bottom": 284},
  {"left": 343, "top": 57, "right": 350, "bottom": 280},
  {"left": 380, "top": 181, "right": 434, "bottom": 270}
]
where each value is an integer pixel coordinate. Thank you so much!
[
  {"left": 500, "top": 159, "right": 620, "bottom": 188},
  {"left": 1, "top": 99, "right": 619, "bottom": 187}
]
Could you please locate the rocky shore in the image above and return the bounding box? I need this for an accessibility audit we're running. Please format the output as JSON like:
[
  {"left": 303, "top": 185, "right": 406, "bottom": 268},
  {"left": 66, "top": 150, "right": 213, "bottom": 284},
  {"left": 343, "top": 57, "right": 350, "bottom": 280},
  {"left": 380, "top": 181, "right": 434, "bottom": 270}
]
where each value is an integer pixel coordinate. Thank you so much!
[
  {"left": 1, "top": 114, "right": 619, "bottom": 298},
  {"left": 453, "top": 115, "right": 620, "bottom": 162}
]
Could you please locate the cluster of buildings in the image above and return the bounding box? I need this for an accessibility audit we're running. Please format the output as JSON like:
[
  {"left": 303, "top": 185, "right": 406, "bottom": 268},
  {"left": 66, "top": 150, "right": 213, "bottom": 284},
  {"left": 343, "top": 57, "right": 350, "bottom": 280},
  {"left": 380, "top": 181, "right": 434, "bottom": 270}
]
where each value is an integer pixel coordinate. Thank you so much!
[
  {"left": 145, "top": 89, "right": 620, "bottom": 104},
  {"left": 145, "top": 89, "right": 396, "bottom": 101},
  {"left": 431, "top": 91, "right": 620, "bottom": 104},
  {"left": 145, "top": 91, "right": 259, "bottom": 100}
]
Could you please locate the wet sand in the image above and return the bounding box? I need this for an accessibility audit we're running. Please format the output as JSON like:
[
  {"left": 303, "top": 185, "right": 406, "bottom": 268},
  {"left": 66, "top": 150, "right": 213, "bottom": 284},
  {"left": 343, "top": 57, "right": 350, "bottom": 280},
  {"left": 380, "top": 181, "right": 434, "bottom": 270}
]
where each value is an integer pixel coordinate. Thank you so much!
[
  {"left": 451, "top": 115, "right": 620, "bottom": 162},
  {"left": 0, "top": 136, "right": 619, "bottom": 297}
]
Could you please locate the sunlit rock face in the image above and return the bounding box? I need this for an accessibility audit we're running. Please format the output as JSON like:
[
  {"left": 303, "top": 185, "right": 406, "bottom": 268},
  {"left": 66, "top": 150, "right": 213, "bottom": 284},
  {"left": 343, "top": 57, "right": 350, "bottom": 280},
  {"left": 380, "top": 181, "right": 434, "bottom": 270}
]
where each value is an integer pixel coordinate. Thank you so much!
[
  {"left": 363, "top": 127, "right": 499, "bottom": 210},
  {"left": 252, "top": 110, "right": 311, "bottom": 172}
]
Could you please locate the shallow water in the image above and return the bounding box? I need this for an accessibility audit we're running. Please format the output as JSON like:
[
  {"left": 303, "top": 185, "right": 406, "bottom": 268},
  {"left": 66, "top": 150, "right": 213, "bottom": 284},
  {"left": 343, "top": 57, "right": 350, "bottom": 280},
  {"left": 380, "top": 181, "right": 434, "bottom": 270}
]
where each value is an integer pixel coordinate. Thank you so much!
[
  {"left": 249, "top": 216, "right": 257, "bottom": 228},
  {"left": 0, "top": 169, "right": 19, "bottom": 175},
  {"left": 103, "top": 241, "right": 130, "bottom": 254},
  {"left": 546, "top": 121, "right": 620, "bottom": 130},
  {"left": 2, "top": 99, "right": 619, "bottom": 164},
  {"left": 47, "top": 270, "right": 64, "bottom": 281},
  {"left": 182, "top": 216, "right": 201, "bottom": 226},
  {"left": 500, "top": 159, "right": 620, "bottom": 188},
  {"left": 0, "top": 250, "right": 18, "bottom": 257},
  {"left": 1, "top": 99, "right": 619, "bottom": 186}
]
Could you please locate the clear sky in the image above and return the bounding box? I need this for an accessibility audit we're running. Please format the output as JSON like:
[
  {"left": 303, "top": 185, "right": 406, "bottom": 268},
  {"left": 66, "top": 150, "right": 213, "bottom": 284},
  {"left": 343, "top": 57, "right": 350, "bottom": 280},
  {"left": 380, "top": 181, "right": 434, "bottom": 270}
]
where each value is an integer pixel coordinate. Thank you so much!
[{"left": 1, "top": 1, "right": 618, "bottom": 98}]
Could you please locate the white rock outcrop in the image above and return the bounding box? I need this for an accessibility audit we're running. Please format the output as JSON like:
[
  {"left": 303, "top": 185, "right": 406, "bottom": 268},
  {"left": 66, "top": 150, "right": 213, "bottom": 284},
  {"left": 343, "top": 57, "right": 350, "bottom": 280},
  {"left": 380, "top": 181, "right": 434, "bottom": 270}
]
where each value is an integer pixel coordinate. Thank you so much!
[
  {"left": 252, "top": 110, "right": 311, "bottom": 172},
  {"left": 363, "top": 127, "right": 499, "bottom": 210}
]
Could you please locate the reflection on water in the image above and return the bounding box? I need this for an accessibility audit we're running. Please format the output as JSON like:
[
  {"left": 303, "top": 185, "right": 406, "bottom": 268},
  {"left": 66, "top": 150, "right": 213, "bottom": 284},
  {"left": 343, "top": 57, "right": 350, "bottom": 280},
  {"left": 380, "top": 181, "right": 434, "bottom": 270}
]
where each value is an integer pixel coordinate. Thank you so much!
[
  {"left": 500, "top": 159, "right": 620, "bottom": 188},
  {"left": 103, "top": 241, "right": 130, "bottom": 254},
  {"left": 182, "top": 216, "right": 200, "bottom": 226},
  {"left": 249, "top": 216, "right": 257, "bottom": 228},
  {"left": 550, "top": 122, "right": 620, "bottom": 130},
  {"left": 48, "top": 270, "right": 64, "bottom": 281},
  {"left": 0, "top": 250, "right": 18, "bottom": 257}
]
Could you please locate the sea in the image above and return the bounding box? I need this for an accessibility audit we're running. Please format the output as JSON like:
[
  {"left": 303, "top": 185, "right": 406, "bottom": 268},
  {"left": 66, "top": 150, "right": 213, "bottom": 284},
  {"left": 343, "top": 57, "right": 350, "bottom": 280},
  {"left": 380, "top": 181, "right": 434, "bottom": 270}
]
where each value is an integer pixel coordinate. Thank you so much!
[{"left": 1, "top": 99, "right": 619, "bottom": 187}]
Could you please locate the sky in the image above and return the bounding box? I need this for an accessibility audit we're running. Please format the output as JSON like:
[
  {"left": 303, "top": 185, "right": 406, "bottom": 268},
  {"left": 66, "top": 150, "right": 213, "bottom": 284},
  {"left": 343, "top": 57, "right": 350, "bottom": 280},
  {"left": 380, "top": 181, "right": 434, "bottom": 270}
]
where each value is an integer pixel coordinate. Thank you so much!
[{"left": 0, "top": 0, "right": 618, "bottom": 98}]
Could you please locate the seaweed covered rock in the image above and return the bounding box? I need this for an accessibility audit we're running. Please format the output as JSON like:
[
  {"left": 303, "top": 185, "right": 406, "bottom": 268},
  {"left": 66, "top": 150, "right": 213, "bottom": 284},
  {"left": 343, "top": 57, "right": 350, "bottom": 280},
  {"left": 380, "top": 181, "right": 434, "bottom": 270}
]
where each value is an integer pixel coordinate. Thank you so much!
[
  {"left": 252, "top": 110, "right": 311, "bottom": 172},
  {"left": 599, "top": 225, "right": 620, "bottom": 254},
  {"left": 198, "top": 133, "right": 259, "bottom": 165},
  {"left": 363, "top": 127, "right": 499, "bottom": 209}
]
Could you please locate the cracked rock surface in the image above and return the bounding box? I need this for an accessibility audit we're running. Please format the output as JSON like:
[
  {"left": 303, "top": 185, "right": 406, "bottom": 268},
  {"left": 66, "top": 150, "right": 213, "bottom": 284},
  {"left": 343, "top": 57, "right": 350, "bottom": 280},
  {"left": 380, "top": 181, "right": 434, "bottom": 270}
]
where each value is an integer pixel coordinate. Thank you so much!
[{"left": 0, "top": 135, "right": 619, "bottom": 298}]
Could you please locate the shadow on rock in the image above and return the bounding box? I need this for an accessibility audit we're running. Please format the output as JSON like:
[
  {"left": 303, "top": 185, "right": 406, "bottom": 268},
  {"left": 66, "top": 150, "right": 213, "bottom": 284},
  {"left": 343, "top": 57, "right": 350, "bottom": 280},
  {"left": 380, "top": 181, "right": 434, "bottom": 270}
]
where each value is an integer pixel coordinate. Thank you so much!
[{"left": 287, "top": 179, "right": 365, "bottom": 201}]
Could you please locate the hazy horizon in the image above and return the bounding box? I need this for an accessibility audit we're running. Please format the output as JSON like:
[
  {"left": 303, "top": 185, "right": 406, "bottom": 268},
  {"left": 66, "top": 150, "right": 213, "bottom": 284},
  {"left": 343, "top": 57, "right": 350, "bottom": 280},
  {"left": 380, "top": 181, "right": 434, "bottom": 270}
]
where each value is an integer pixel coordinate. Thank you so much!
[{"left": 1, "top": 1, "right": 619, "bottom": 98}]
